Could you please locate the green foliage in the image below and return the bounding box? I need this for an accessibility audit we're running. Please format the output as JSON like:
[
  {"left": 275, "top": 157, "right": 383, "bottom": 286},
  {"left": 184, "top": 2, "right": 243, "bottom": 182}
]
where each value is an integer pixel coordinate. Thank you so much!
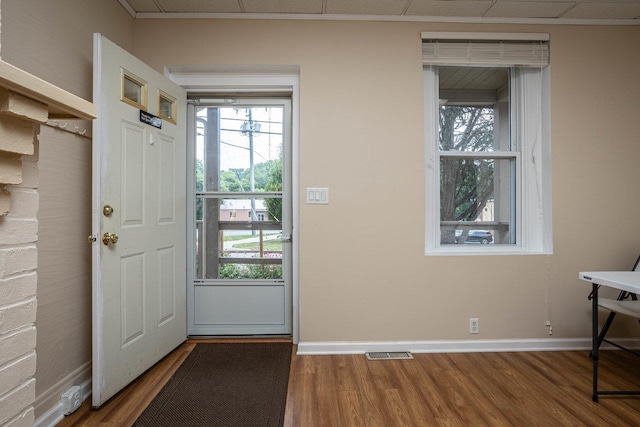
[
  {"left": 265, "top": 158, "right": 283, "bottom": 221},
  {"left": 220, "top": 169, "right": 244, "bottom": 192},
  {"left": 439, "top": 106, "right": 494, "bottom": 223},
  {"left": 217, "top": 160, "right": 281, "bottom": 192},
  {"left": 195, "top": 158, "right": 284, "bottom": 220},
  {"left": 219, "top": 263, "right": 283, "bottom": 279},
  {"left": 254, "top": 161, "right": 276, "bottom": 190},
  {"left": 195, "top": 159, "right": 204, "bottom": 220}
]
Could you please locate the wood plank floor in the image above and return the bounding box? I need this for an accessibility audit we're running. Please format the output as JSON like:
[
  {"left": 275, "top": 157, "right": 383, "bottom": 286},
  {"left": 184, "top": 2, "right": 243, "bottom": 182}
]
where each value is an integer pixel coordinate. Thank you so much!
[{"left": 58, "top": 341, "right": 640, "bottom": 426}]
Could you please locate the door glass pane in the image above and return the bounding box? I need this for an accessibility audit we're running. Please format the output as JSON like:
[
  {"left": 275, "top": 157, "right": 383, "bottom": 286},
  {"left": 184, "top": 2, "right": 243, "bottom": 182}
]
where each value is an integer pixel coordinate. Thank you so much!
[
  {"left": 194, "top": 104, "right": 285, "bottom": 280},
  {"left": 196, "top": 106, "right": 284, "bottom": 193},
  {"left": 195, "top": 197, "right": 283, "bottom": 279},
  {"left": 121, "top": 70, "right": 147, "bottom": 109},
  {"left": 158, "top": 90, "right": 176, "bottom": 124}
]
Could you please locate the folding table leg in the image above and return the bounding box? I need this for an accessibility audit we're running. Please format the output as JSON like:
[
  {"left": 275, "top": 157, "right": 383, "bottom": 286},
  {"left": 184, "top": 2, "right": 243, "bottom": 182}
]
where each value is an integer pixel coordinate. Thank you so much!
[
  {"left": 590, "top": 290, "right": 632, "bottom": 357},
  {"left": 592, "top": 312, "right": 616, "bottom": 356},
  {"left": 592, "top": 282, "right": 599, "bottom": 402}
]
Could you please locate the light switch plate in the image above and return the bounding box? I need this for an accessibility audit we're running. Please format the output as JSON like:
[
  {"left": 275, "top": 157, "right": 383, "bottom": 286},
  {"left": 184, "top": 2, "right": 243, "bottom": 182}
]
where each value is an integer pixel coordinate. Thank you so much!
[{"left": 306, "top": 187, "right": 329, "bottom": 204}]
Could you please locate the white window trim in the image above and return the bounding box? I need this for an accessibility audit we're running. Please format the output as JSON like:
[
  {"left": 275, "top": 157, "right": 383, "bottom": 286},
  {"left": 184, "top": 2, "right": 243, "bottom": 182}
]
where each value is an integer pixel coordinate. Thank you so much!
[{"left": 424, "top": 59, "right": 552, "bottom": 256}]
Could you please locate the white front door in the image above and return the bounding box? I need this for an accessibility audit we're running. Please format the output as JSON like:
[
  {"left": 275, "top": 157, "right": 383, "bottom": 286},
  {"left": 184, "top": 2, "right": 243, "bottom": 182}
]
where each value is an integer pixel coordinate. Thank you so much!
[
  {"left": 91, "top": 34, "right": 187, "bottom": 407},
  {"left": 187, "top": 100, "right": 292, "bottom": 335}
]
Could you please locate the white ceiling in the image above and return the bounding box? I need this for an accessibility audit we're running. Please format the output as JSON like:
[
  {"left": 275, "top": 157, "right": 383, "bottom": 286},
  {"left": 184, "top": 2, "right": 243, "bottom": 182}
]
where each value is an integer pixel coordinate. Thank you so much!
[{"left": 119, "top": 0, "right": 640, "bottom": 22}]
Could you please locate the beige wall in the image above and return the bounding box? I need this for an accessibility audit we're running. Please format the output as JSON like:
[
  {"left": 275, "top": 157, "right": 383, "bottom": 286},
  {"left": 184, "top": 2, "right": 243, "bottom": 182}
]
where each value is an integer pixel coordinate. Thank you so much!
[
  {"left": 132, "top": 20, "right": 640, "bottom": 342},
  {"left": 2, "top": 3, "right": 640, "bottom": 421},
  {"left": 1, "top": 0, "right": 133, "bottom": 419},
  {"left": 2, "top": 0, "right": 133, "bottom": 99}
]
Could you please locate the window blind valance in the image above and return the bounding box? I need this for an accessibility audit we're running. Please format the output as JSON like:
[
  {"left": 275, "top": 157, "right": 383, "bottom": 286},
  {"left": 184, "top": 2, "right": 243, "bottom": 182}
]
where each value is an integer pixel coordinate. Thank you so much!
[{"left": 422, "top": 33, "right": 549, "bottom": 68}]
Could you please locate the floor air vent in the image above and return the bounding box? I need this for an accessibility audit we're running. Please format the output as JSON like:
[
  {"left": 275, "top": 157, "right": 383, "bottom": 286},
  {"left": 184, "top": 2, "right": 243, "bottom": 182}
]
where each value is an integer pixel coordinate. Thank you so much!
[{"left": 366, "top": 351, "right": 413, "bottom": 360}]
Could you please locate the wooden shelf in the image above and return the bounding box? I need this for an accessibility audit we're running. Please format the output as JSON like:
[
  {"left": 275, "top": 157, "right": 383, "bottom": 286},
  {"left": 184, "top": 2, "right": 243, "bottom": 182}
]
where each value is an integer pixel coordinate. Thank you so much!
[
  {"left": 0, "top": 59, "right": 96, "bottom": 120},
  {"left": 0, "top": 59, "right": 96, "bottom": 215}
]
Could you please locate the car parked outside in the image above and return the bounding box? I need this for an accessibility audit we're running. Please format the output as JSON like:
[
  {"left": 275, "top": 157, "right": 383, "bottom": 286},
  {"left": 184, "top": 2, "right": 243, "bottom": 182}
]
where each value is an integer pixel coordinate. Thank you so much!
[{"left": 455, "top": 230, "right": 493, "bottom": 244}]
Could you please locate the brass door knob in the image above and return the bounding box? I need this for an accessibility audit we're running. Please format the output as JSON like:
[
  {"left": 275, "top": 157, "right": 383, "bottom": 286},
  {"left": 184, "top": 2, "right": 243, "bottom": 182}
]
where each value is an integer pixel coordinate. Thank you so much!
[{"left": 102, "top": 232, "right": 118, "bottom": 245}]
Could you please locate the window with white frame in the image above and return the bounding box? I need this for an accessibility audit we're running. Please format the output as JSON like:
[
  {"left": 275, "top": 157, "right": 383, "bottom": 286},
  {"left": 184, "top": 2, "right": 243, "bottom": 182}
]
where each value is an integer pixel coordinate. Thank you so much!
[{"left": 423, "top": 33, "right": 552, "bottom": 255}]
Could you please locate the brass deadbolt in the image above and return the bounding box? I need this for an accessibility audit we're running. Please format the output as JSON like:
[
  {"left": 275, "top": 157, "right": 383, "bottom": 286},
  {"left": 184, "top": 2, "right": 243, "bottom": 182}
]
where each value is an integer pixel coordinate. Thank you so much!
[{"left": 103, "top": 205, "right": 114, "bottom": 217}]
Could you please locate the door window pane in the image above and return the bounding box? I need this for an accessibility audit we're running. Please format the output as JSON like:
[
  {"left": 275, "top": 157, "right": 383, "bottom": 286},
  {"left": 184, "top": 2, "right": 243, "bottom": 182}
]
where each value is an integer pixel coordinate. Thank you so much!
[
  {"left": 121, "top": 69, "right": 147, "bottom": 109},
  {"left": 195, "top": 105, "right": 285, "bottom": 279},
  {"left": 195, "top": 197, "right": 283, "bottom": 280},
  {"left": 196, "top": 107, "right": 284, "bottom": 193},
  {"left": 158, "top": 90, "right": 177, "bottom": 124}
]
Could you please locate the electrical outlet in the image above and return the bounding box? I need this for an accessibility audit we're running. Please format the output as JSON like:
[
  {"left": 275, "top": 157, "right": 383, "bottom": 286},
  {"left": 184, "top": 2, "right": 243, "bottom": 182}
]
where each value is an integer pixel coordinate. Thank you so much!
[
  {"left": 61, "top": 385, "right": 82, "bottom": 415},
  {"left": 469, "top": 317, "right": 479, "bottom": 334}
]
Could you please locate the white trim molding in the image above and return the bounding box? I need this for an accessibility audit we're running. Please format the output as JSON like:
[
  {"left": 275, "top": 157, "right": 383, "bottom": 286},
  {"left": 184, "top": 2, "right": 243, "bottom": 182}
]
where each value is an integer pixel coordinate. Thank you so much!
[
  {"left": 296, "top": 338, "right": 640, "bottom": 355},
  {"left": 165, "top": 65, "right": 300, "bottom": 93},
  {"left": 168, "top": 65, "right": 301, "bottom": 344},
  {"left": 131, "top": 12, "right": 640, "bottom": 26}
]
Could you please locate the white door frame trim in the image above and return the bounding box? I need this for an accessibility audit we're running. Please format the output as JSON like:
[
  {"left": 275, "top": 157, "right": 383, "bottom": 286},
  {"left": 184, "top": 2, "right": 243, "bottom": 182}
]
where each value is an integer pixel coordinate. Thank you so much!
[{"left": 166, "top": 65, "right": 300, "bottom": 344}]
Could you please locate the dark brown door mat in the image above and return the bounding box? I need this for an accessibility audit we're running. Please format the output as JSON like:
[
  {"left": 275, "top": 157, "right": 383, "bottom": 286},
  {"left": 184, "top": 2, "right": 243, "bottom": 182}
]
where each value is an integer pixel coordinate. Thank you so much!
[{"left": 133, "top": 342, "right": 292, "bottom": 427}]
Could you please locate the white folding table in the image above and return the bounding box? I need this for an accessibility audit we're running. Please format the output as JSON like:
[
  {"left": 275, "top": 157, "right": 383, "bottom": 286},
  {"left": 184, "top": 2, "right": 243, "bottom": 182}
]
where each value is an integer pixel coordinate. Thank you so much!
[{"left": 579, "top": 271, "right": 640, "bottom": 401}]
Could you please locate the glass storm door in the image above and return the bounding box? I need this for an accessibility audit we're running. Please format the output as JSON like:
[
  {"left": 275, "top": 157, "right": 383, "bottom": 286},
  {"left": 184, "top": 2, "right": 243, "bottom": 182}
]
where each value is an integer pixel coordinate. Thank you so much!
[{"left": 187, "top": 100, "right": 292, "bottom": 335}]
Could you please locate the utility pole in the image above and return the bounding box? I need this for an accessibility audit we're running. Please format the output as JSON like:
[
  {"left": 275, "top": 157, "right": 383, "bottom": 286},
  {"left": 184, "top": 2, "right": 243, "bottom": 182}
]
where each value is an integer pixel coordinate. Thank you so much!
[
  {"left": 242, "top": 109, "right": 260, "bottom": 236},
  {"left": 248, "top": 109, "right": 256, "bottom": 225}
]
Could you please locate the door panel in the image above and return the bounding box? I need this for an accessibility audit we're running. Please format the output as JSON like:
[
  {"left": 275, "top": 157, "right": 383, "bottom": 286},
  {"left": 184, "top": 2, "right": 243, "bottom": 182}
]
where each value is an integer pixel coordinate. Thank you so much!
[
  {"left": 157, "top": 134, "right": 176, "bottom": 223},
  {"left": 121, "top": 122, "right": 145, "bottom": 225},
  {"left": 194, "top": 285, "right": 285, "bottom": 324},
  {"left": 121, "top": 253, "right": 145, "bottom": 346},
  {"left": 92, "top": 34, "right": 187, "bottom": 407},
  {"left": 158, "top": 247, "right": 176, "bottom": 325}
]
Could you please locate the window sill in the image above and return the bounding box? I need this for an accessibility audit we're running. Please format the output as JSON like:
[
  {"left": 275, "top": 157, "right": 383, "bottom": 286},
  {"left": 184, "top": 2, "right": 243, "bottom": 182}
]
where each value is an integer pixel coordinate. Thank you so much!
[{"left": 425, "top": 246, "right": 552, "bottom": 256}]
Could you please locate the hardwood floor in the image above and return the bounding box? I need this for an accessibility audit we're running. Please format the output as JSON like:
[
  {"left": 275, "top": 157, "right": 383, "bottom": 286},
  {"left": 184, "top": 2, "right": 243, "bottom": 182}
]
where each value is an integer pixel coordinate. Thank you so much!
[{"left": 58, "top": 341, "right": 640, "bottom": 426}]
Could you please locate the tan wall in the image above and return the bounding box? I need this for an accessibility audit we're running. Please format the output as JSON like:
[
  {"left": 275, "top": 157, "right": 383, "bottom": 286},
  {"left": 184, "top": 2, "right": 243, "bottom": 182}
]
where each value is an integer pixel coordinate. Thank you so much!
[
  {"left": 2, "top": 0, "right": 133, "bottom": 99},
  {"left": 1, "top": 5, "right": 640, "bottom": 420},
  {"left": 0, "top": 0, "right": 133, "bottom": 419},
  {"left": 132, "top": 20, "right": 640, "bottom": 342}
]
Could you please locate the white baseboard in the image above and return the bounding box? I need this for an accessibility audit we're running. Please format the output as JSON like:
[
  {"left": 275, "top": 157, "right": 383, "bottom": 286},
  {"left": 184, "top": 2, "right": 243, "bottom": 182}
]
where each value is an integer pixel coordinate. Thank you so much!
[
  {"left": 297, "top": 338, "right": 640, "bottom": 355},
  {"left": 34, "top": 366, "right": 92, "bottom": 427}
]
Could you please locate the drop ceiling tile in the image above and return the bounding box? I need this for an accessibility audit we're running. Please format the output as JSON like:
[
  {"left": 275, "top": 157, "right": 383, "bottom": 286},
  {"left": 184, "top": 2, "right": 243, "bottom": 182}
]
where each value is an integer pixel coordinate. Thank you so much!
[
  {"left": 326, "top": 0, "right": 410, "bottom": 15},
  {"left": 562, "top": 2, "right": 640, "bottom": 19},
  {"left": 406, "top": 1, "right": 493, "bottom": 17},
  {"left": 154, "top": 0, "right": 242, "bottom": 13},
  {"left": 243, "top": 0, "right": 323, "bottom": 14},
  {"left": 484, "top": 1, "right": 575, "bottom": 18},
  {"left": 124, "top": 0, "right": 162, "bottom": 12},
  {"left": 124, "top": 0, "right": 640, "bottom": 20}
]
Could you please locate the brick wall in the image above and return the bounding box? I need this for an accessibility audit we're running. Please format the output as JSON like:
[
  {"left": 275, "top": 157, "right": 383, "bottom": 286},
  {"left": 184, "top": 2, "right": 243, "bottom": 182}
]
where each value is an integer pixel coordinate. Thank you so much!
[{"left": 0, "top": 90, "right": 46, "bottom": 427}]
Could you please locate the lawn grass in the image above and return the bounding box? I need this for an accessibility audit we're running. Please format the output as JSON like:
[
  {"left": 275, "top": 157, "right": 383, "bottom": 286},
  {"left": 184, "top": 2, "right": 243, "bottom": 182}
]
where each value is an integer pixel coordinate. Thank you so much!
[
  {"left": 223, "top": 232, "right": 279, "bottom": 242},
  {"left": 233, "top": 240, "right": 282, "bottom": 251}
]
